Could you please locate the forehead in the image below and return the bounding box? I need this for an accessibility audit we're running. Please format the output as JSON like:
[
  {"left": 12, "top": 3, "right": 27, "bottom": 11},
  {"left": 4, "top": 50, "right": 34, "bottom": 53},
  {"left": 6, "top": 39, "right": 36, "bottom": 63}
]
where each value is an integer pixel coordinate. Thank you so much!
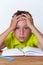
[{"left": 17, "top": 20, "right": 27, "bottom": 26}]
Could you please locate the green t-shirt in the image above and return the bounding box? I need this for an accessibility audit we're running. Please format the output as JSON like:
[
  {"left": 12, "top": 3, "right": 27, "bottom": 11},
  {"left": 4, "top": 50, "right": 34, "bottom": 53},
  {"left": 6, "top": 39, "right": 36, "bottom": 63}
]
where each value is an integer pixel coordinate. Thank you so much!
[{"left": 4, "top": 32, "right": 38, "bottom": 49}]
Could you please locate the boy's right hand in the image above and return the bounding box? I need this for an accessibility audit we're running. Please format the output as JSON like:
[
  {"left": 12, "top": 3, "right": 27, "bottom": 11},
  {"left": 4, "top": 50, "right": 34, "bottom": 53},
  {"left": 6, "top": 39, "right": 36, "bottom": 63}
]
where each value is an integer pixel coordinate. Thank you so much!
[{"left": 10, "top": 15, "right": 21, "bottom": 31}]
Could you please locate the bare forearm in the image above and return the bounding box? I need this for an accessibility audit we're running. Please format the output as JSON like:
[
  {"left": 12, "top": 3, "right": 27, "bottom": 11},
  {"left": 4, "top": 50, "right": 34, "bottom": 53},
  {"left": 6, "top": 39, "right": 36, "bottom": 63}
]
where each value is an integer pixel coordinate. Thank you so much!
[{"left": 0, "top": 27, "right": 12, "bottom": 45}]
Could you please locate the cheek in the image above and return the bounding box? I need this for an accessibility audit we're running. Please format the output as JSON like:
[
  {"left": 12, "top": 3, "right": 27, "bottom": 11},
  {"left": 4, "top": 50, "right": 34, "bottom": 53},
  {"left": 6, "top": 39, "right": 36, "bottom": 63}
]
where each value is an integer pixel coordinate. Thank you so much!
[
  {"left": 14, "top": 30, "right": 20, "bottom": 37},
  {"left": 24, "top": 30, "right": 31, "bottom": 37}
]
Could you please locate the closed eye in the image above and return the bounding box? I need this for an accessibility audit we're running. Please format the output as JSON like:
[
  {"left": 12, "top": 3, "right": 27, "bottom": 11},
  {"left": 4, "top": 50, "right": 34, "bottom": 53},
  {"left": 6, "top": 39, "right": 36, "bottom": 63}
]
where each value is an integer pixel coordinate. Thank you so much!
[
  {"left": 15, "top": 27, "right": 19, "bottom": 29},
  {"left": 24, "top": 27, "right": 29, "bottom": 29}
]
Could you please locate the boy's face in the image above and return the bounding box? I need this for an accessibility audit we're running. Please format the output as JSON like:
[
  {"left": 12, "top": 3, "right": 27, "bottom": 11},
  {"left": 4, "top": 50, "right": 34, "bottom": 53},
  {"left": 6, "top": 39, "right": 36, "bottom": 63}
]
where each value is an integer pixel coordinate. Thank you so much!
[{"left": 14, "top": 17, "right": 31, "bottom": 42}]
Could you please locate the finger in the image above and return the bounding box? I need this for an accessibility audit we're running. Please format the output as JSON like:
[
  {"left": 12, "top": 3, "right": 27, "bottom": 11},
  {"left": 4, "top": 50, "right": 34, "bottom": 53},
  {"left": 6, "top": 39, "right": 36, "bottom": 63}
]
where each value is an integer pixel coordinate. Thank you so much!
[
  {"left": 21, "top": 14, "right": 33, "bottom": 24},
  {"left": 22, "top": 13, "right": 33, "bottom": 22},
  {"left": 13, "top": 15, "right": 21, "bottom": 19},
  {"left": 21, "top": 13, "right": 28, "bottom": 18},
  {"left": 11, "top": 15, "right": 21, "bottom": 22},
  {"left": 16, "top": 17, "right": 22, "bottom": 22},
  {"left": 21, "top": 13, "right": 32, "bottom": 20},
  {"left": 16, "top": 15, "right": 21, "bottom": 19}
]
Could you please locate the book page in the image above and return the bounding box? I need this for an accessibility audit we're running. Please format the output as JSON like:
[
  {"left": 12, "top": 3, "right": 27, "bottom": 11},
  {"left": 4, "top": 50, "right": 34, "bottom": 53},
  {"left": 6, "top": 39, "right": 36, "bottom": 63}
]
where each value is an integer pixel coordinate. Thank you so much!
[
  {"left": 1, "top": 47, "right": 24, "bottom": 56},
  {"left": 1, "top": 46, "right": 43, "bottom": 56},
  {"left": 22, "top": 46, "right": 43, "bottom": 56}
]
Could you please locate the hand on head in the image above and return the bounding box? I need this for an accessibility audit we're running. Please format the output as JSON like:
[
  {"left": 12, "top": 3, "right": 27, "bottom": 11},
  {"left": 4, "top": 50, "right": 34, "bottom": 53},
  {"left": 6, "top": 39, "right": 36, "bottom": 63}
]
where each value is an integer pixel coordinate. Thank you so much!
[
  {"left": 10, "top": 15, "right": 21, "bottom": 31},
  {"left": 10, "top": 11, "right": 34, "bottom": 31}
]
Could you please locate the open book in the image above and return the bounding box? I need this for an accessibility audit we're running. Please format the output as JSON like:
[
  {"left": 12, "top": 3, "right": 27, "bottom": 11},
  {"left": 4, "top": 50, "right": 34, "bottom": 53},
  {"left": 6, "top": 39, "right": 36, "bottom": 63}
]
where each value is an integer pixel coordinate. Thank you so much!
[{"left": 1, "top": 46, "right": 43, "bottom": 56}]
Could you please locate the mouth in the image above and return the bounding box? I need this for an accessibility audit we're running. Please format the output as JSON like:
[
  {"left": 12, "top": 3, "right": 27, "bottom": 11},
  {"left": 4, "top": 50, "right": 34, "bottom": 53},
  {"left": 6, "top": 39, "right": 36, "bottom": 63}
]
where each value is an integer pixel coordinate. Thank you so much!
[{"left": 19, "top": 37, "right": 24, "bottom": 40}]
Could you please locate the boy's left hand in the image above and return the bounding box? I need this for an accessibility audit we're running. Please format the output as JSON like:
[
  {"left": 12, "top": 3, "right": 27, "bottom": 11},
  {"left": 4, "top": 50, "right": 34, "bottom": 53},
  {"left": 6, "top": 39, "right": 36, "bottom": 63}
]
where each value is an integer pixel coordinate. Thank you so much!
[{"left": 21, "top": 14, "right": 34, "bottom": 30}]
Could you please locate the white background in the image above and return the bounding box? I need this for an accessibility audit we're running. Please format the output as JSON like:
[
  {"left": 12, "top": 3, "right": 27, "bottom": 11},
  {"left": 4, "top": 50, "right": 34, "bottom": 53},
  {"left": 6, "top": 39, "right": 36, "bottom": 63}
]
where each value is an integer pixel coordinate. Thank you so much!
[{"left": 0, "top": 0, "right": 43, "bottom": 34}]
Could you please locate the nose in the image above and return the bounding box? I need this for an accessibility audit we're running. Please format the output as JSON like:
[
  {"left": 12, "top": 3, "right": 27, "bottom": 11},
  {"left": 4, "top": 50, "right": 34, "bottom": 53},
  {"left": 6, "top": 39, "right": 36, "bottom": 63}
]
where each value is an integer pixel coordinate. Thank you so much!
[{"left": 20, "top": 28, "right": 24, "bottom": 35}]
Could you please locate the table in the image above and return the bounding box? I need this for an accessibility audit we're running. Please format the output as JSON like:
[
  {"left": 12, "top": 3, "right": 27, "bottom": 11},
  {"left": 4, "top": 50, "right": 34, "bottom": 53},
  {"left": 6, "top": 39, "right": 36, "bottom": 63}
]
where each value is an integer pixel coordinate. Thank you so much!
[{"left": 0, "top": 52, "right": 43, "bottom": 65}]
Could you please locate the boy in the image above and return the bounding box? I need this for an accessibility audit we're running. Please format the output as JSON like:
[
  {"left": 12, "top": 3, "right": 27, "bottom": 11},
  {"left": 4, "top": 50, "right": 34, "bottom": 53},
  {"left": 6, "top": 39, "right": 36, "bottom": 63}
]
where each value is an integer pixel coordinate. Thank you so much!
[{"left": 0, "top": 10, "right": 43, "bottom": 50}]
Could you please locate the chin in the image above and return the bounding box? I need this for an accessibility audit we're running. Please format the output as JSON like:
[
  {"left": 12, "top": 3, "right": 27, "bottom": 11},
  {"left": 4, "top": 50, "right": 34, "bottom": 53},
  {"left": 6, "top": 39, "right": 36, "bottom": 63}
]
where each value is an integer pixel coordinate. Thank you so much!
[
  {"left": 19, "top": 40, "right": 24, "bottom": 43},
  {"left": 21, "top": 41, "right": 24, "bottom": 42}
]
